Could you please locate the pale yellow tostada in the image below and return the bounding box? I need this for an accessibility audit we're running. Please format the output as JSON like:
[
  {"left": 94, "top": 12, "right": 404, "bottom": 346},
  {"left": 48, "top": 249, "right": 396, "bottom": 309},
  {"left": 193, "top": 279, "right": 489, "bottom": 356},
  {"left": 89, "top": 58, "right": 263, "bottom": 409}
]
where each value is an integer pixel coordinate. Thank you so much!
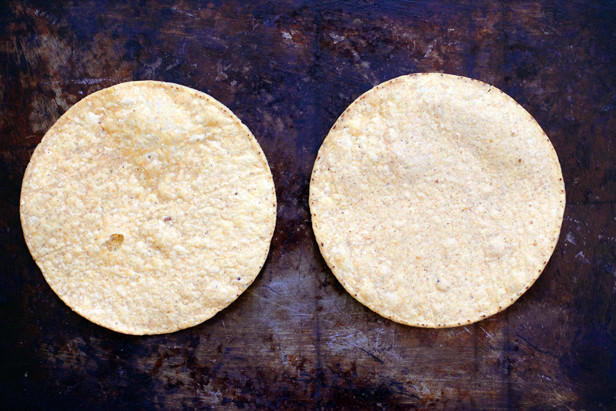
[
  {"left": 21, "top": 81, "right": 276, "bottom": 335},
  {"left": 310, "top": 73, "right": 565, "bottom": 327}
]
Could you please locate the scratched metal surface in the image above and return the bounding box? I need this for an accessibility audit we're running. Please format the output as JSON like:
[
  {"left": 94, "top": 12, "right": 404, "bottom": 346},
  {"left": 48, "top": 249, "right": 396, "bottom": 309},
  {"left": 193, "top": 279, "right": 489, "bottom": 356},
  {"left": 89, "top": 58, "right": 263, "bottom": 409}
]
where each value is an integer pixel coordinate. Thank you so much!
[{"left": 0, "top": 0, "right": 615, "bottom": 409}]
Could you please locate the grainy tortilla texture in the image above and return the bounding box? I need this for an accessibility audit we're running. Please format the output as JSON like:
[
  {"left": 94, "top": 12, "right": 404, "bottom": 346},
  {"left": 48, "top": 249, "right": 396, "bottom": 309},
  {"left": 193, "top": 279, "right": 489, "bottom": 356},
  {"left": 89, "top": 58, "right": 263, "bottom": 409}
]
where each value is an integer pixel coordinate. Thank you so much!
[
  {"left": 20, "top": 81, "right": 277, "bottom": 335},
  {"left": 310, "top": 73, "right": 565, "bottom": 328}
]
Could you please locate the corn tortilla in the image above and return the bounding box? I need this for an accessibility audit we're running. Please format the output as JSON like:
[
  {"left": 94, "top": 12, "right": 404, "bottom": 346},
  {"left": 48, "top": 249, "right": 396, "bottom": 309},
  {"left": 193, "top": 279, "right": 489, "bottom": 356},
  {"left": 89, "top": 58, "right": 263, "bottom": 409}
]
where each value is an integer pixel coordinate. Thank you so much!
[
  {"left": 20, "top": 81, "right": 277, "bottom": 335},
  {"left": 310, "top": 73, "right": 565, "bottom": 327}
]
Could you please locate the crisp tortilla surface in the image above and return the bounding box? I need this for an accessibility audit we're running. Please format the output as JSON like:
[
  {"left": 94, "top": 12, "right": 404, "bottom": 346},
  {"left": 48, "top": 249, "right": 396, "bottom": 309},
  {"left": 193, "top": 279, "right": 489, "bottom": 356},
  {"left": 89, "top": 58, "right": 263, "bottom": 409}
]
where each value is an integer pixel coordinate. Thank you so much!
[
  {"left": 310, "top": 73, "right": 565, "bottom": 327},
  {"left": 21, "top": 81, "right": 276, "bottom": 335}
]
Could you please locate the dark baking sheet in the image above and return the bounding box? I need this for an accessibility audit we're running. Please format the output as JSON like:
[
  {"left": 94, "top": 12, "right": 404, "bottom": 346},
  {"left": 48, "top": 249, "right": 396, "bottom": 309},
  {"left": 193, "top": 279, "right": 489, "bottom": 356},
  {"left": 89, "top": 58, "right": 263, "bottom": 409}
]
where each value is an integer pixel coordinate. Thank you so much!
[{"left": 1, "top": 1, "right": 615, "bottom": 409}]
